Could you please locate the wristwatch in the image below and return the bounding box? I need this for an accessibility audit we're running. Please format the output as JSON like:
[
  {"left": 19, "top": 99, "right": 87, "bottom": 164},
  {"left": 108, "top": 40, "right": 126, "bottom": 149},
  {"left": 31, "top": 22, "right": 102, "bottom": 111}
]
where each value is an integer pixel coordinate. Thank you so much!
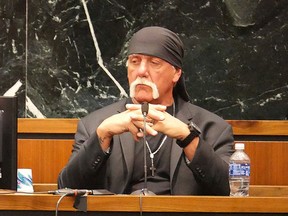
[{"left": 176, "top": 121, "right": 201, "bottom": 148}]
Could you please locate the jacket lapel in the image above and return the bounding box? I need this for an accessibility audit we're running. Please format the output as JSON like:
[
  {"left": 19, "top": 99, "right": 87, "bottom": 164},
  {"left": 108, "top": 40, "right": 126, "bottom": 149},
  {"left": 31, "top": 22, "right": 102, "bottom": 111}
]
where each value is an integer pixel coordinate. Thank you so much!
[
  {"left": 108, "top": 99, "right": 136, "bottom": 193},
  {"left": 120, "top": 132, "right": 135, "bottom": 182}
]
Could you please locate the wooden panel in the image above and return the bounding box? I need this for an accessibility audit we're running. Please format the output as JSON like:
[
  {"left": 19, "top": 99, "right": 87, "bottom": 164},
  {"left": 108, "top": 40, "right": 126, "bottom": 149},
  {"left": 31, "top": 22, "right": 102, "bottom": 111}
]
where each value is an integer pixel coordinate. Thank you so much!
[
  {"left": 227, "top": 120, "right": 288, "bottom": 135},
  {"left": 16, "top": 119, "right": 288, "bottom": 185},
  {"left": 244, "top": 141, "right": 288, "bottom": 185},
  {"left": 17, "top": 139, "right": 73, "bottom": 183},
  {"left": 19, "top": 140, "right": 288, "bottom": 185},
  {"left": 33, "top": 183, "right": 57, "bottom": 192},
  {"left": 18, "top": 118, "right": 288, "bottom": 135},
  {"left": 250, "top": 185, "right": 288, "bottom": 197},
  {"left": 18, "top": 118, "right": 78, "bottom": 134}
]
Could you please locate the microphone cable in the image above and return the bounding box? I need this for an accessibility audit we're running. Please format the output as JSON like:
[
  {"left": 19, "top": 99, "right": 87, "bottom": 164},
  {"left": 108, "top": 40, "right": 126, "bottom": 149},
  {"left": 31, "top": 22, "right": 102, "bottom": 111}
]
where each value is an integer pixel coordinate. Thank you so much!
[
  {"left": 52, "top": 189, "right": 91, "bottom": 216},
  {"left": 55, "top": 192, "right": 70, "bottom": 216}
]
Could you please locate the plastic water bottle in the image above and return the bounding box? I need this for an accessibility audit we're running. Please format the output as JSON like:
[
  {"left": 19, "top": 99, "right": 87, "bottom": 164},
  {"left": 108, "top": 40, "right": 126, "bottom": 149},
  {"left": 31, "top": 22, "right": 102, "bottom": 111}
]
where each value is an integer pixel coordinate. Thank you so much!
[{"left": 229, "top": 143, "right": 250, "bottom": 196}]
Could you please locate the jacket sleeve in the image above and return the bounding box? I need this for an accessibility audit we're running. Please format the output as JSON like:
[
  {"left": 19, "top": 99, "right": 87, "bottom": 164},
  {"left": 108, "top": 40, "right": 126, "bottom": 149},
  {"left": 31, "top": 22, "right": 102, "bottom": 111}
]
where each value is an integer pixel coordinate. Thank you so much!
[
  {"left": 188, "top": 122, "right": 234, "bottom": 195},
  {"left": 58, "top": 119, "right": 109, "bottom": 189}
]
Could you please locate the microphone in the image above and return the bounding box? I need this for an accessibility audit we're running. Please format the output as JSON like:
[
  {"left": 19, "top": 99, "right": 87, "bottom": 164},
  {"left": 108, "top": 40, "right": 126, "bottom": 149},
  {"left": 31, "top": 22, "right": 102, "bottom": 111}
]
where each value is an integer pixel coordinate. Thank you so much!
[{"left": 141, "top": 102, "right": 149, "bottom": 117}]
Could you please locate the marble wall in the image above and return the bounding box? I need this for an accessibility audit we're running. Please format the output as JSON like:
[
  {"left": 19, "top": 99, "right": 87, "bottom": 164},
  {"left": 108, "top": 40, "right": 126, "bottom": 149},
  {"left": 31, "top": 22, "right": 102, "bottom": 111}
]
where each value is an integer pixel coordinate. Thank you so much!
[{"left": 0, "top": 0, "right": 287, "bottom": 119}]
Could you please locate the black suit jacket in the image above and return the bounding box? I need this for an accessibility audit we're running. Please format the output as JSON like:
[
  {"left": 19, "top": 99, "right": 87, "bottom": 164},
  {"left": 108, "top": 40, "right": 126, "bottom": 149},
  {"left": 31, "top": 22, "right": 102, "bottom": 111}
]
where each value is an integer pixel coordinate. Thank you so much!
[{"left": 58, "top": 97, "right": 234, "bottom": 195}]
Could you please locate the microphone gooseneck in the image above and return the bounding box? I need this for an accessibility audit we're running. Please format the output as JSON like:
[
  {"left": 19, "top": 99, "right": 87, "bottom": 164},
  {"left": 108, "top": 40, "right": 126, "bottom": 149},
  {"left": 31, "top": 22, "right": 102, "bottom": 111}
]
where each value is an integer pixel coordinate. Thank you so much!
[
  {"left": 142, "top": 102, "right": 148, "bottom": 193},
  {"left": 131, "top": 102, "right": 155, "bottom": 196}
]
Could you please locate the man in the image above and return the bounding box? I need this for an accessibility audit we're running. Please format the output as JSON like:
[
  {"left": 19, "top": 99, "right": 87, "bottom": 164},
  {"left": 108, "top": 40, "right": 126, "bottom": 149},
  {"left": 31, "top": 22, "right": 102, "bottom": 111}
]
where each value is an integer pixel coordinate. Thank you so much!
[{"left": 58, "top": 26, "right": 234, "bottom": 195}]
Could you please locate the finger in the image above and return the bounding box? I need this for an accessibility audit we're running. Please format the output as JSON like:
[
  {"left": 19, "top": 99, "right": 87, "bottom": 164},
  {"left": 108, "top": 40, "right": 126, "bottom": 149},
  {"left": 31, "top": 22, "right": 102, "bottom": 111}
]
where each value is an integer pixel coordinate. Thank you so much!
[
  {"left": 130, "top": 113, "right": 156, "bottom": 125},
  {"left": 144, "top": 104, "right": 166, "bottom": 120},
  {"left": 128, "top": 123, "right": 141, "bottom": 141},
  {"left": 137, "top": 131, "right": 144, "bottom": 138},
  {"left": 132, "top": 120, "right": 158, "bottom": 136},
  {"left": 127, "top": 104, "right": 166, "bottom": 122},
  {"left": 129, "top": 109, "right": 165, "bottom": 122},
  {"left": 146, "top": 109, "right": 165, "bottom": 121},
  {"left": 149, "top": 104, "right": 167, "bottom": 111},
  {"left": 144, "top": 124, "right": 158, "bottom": 136},
  {"left": 126, "top": 104, "right": 141, "bottom": 110},
  {"left": 126, "top": 103, "right": 167, "bottom": 112}
]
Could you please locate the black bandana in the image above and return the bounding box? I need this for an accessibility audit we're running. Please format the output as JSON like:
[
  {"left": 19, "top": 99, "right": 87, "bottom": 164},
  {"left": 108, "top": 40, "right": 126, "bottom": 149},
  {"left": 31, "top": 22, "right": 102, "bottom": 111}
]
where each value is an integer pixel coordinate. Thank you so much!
[
  {"left": 128, "top": 26, "right": 183, "bottom": 69},
  {"left": 127, "top": 26, "right": 190, "bottom": 102}
]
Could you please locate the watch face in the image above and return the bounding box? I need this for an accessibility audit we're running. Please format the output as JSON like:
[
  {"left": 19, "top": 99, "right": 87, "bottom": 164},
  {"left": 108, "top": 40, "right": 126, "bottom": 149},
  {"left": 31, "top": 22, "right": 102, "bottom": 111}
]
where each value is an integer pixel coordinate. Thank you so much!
[{"left": 189, "top": 121, "right": 201, "bottom": 134}]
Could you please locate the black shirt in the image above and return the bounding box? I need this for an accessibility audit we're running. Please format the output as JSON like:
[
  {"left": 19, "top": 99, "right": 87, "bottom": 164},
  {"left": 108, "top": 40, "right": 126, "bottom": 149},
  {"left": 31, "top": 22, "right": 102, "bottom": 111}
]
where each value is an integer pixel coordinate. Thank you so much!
[{"left": 128, "top": 104, "right": 175, "bottom": 195}]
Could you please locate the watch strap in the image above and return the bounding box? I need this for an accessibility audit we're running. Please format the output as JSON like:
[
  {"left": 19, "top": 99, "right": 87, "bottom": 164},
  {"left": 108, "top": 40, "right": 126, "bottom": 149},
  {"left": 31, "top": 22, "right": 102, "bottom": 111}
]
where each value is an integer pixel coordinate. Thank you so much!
[{"left": 176, "top": 130, "right": 199, "bottom": 148}]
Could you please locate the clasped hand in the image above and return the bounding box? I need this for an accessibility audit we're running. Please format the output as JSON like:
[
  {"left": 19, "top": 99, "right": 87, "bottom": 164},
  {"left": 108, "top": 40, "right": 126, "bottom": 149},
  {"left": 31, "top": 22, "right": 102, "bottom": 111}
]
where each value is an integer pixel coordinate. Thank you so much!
[{"left": 97, "top": 103, "right": 188, "bottom": 142}]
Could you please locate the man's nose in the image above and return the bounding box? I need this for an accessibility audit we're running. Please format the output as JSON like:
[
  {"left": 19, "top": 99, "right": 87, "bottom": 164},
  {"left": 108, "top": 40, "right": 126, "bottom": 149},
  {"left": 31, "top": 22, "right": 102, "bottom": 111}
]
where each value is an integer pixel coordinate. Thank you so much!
[{"left": 136, "top": 61, "right": 149, "bottom": 77}]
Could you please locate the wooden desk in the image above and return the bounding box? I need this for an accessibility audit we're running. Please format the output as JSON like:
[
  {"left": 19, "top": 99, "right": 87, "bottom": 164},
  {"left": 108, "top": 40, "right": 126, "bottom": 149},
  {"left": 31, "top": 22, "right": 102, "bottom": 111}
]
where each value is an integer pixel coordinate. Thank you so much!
[
  {"left": 0, "top": 185, "right": 288, "bottom": 216},
  {"left": 17, "top": 119, "right": 288, "bottom": 185}
]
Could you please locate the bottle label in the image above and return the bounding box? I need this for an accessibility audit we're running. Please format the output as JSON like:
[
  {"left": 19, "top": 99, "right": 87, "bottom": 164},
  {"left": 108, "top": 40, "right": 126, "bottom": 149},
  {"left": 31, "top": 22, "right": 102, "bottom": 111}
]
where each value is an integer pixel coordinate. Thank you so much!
[{"left": 229, "top": 163, "right": 250, "bottom": 177}]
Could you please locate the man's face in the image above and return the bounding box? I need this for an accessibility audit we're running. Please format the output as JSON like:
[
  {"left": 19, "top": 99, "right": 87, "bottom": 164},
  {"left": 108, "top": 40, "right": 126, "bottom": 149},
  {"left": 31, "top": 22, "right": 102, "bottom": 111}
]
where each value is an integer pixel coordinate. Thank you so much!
[{"left": 127, "top": 54, "right": 181, "bottom": 105}]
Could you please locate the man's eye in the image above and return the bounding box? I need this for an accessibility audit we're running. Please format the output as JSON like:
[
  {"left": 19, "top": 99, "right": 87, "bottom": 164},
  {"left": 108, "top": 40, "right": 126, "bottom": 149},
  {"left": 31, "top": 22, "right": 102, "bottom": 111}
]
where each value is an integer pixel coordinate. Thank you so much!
[
  {"left": 131, "top": 59, "right": 140, "bottom": 64},
  {"left": 150, "top": 61, "right": 162, "bottom": 68}
]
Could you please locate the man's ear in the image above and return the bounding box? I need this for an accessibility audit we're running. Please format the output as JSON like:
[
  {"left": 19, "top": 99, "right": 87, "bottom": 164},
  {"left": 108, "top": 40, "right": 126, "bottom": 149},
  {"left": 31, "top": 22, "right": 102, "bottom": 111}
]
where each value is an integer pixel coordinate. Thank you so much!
[{"left": 173, "top": 68, "right": 182, "bottom": 83}]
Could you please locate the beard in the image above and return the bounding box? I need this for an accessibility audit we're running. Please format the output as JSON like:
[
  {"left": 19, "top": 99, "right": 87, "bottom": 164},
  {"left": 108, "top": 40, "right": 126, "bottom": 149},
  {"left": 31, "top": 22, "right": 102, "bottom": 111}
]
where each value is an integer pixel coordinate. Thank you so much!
[{"left": 129, "top": 77, "right": 159, "bottom": 99}]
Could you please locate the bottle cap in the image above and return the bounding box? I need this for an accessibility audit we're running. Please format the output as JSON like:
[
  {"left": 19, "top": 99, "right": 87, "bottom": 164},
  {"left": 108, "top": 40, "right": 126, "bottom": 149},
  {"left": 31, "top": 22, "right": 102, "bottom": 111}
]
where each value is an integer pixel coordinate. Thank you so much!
[{"left": 235, "top": 143, "right": 245, "bottom": 150}]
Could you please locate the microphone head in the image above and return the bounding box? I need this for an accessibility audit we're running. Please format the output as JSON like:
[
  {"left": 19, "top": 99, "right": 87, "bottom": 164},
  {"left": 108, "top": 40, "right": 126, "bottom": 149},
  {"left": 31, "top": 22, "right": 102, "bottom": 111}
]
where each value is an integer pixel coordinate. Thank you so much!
[{"left": 141, "top": 102, "right": 149, "bottom": 116}]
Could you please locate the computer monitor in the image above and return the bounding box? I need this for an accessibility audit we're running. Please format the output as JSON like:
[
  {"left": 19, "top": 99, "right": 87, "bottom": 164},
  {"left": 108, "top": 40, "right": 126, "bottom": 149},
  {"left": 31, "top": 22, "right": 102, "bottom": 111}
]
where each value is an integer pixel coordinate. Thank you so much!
[{"left": 0, "top": 96, "right": 17, "bottom": 190}]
